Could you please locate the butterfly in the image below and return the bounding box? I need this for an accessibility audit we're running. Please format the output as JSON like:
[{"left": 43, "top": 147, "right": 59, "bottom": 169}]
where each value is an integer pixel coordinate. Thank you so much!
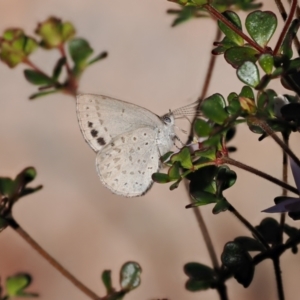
[{"left": 76, "top": 94, "right": 180, "bottom": 197}]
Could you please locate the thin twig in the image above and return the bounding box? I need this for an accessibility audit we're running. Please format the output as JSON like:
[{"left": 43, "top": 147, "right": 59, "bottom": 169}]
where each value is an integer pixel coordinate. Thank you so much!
[
  {"left": 250, "top": 118, "right": 300, "bottom": 169},
  {"left": 228, "top": 205, "right": 270, "bottom": 249},
  {"left": 222, "top": 156, "right": 299, "bottom": 195},
  {"left": 273, "top": 257, "right": 285, "bottom": 300},
  {"left": 8, "top": 218, "right": 102, "bottom": 300}
]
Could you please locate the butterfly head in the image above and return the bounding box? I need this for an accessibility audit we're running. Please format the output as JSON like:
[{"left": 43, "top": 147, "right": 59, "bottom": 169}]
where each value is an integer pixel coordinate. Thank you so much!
[{"left": 161, "top": 112, "right": 175, "bottom": 127}]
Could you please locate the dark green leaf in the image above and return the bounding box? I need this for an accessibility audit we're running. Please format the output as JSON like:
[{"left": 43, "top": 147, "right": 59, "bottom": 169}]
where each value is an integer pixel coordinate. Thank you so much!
[
  {"left": 185, "top": 278, "right": 211, "bottom": 291},
  {"left": 120, "top": 262, "right": 141, "bottom": 291},
  {"left": 201, "top": 94, "right": 228, "bottom": 124},
  {"left": 212, "top": 198, "right": 230, "bottom": 214},
  {"left": 258, "top": 54, "right": 274, "bottom": 74},
  {"left": 102, "top": 270, "right": 114, "bottom": 294},
  {"left": 218, "top": 11, "right": 244, "bottom": 46},
  {"left": 245, "top": 11, "right": 277, "bottom": 47},
  {"left": 237, "top": 61, "right": 260, "bottom": 87},
  {"left": 190, "top": 190, "right": 218, "bottom": 205},
  {"left": 52, "top": 57, "right": 66, "bottom": 80},
  {"left": 234, "top": 236, "right": 265, "bottom": 251},
  {"left": 255, "top": 217, "right": 281, "bottom": 245},
  {"left": 184, "top": 263, "right": 215, "bottom": 280},
  {"left": 225, "top": 46, "right": 258, "bottom": 69},
  {"left": 152, "top": 173, "right": 170, "bottom": 183},
  {"left": 88, "top": 51, "right": 108, "bottom": 65},
  {"left": 171, "top": 147, "right": 193, "bottom": 169},
  {"left": 221, "top": 242, "right": 254, "bottom": 287},
  {"left": 194, "top": 147, "right": 216, "bottom": 160},
  {"left": 68, "top": 38, "right": 93, "bottom": 64},
  {"left": 170, "top": 179, "right": 182, "bottom": 190},
  {"left": 216, "top": 166, "right": 236, "bottom": 191},
  {"left": 281, "top": 19, "right": 300, "bottom": 59},
  {"left": 256, "top": 74, "right": 271, "bottom": 90},
  {"left": 194, "top": 118, "right": 212, "bottom": 137},
  {"left": 24, "top": 69, "right": 54, "bottom": 86}
]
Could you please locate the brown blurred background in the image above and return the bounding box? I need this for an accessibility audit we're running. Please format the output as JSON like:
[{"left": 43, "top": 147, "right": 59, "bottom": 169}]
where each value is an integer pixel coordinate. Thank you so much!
[{"left": 1, "top": 0, "right": 300, "bottom": 299}]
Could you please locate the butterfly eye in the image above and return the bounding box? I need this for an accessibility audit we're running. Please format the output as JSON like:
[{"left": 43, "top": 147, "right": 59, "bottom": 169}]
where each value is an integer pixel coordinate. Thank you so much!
[{"left": 163, "top": 116, "right": 171, "bottom": 124}]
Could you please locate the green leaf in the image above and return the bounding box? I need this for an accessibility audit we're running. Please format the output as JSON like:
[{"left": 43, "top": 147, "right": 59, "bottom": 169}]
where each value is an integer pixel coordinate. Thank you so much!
[
  {"left": 258, "top": 54, "right": 274, "bottom": 74},
  {"left": 88, "top": 51, "right": 108, "bottom": 65},
  {"left": 170, "top": 6, "right": 198, "bottom": 27},
  {"left": 237, "top": 61, "right": 260, "bottom": 87},
  {"left": 194, "top": 147, "right": 216, "bottom": 160},
  {"left": 120, "top": 262, "right": 142, "bottom": 291},
  {"left": 68, "top": 38, "right": 93, "bottom": 64},
  {"left": 52, "top": 57, "right": 66, "bottom": 80},
  {"left": 225, "top": 46, "right": 258, "bottom": 69},
  {"left": 0, "top": 177, "right": 16, "bottom": 197},
  {"left": 201, "top": 93, "right": 228, "bottom": 124},
  {"left": 169, "top": 179, "right": 182, "bottom": 190},
  {"left": 239, "top": 85, "right": 254, "bottom": 100},
  {"left": 15, "top": 167, "right": 37, "bottom": 186},
  {"left": 24, "top": 69, "right": 54, "bottom": 85},
  {"left": 29, "top": 89, "right": 59, "bottom": 100},
  {"left": 255, "top": 217, "right": 281, "bottom": 245},
  {"left": 245, "top": 10, "right": 277, "bottom": 47},
  {"left": 152, "top": 173, "right": 170, "bottom": 183},
  {"left": 218, "top": 11, "right": 244, "bottom": 46},
  {"left": 212, "top": 37, "right": 237, "bottom": 55},
  {"left": 212, "top": 198, "right": 230, "bottom": 214},
  {"left": 171, "top": 147, "right": 193, "bottom": 169},
  {"left": 234, "top": 236, "right": 265, "bottom": 251},
  {"left": 102, "top": 270, "right": 114, "bottom": 294},
  {"left": 168, "top": 162, "right": 181, "bottom": 180},
  {"left": 6, "top": 274, "right": 38, "bottom": 297},
  {"left": 194, "top": 118, "right": 212, "bottom": 137},
  {"left": 257, "top": 89, "right": 277, "bottom": 115},
  {"left": 281, "top": 19, "right": 300, "bottom": 59}
]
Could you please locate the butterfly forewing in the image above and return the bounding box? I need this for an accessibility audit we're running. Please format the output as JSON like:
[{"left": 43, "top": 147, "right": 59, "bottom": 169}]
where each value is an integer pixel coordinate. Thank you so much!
[{"left": 77, "top": 94, "right": 162, "bottom": 152}]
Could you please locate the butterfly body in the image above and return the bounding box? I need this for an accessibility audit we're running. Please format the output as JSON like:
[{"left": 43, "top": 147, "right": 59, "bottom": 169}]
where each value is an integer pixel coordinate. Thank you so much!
[{"left": 76, "top": 94, "right": 176, "bottom": 197}]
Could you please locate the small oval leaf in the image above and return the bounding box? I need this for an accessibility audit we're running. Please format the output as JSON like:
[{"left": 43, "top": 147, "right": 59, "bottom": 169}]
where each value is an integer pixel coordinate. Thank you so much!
[
  {"left": 237, "top": 61, "right": 260, "bottom": 87},
  {"left": 120, "top": 262, "right": 142, "bottom": 291}
]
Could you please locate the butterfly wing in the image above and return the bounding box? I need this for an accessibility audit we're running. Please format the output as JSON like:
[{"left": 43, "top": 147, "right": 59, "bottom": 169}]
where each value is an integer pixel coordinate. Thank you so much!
[
  {"left": 96, "top": 126, "right": 160, "bottom": 197},
  {"left": 76, "top": 94, "right": 162, "bottom": 152}
]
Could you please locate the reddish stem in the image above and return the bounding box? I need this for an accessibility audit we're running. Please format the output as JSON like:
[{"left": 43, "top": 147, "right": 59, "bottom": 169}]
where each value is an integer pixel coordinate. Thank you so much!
[
  {"left": 203, "top": 4, "right": 266, "bottom": 53},
  {"left": 274, "top": 0, "right": 298, "bottom": 54}
]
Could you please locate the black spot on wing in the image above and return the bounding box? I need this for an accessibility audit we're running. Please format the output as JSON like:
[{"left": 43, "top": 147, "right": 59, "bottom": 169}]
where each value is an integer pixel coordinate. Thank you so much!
[
  {"left": 88, "top": 121, "right": 93, "bottom": 128},
  {"left": 91, "top": 129, "right": 98, "bottom": 137},
  {"left": 97, "top": 137, "right": 106, "bottom": 146}
]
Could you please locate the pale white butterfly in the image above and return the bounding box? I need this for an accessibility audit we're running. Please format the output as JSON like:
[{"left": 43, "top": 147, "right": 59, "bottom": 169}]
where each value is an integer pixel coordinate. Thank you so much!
[{"left": 76, "top": 94, "right": 199, "bottom": 197}]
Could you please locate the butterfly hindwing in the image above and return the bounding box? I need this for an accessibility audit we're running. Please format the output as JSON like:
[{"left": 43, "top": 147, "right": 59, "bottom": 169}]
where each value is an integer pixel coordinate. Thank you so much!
[{"left": 96, "top": 127, "right": 160, "bottom": 197}]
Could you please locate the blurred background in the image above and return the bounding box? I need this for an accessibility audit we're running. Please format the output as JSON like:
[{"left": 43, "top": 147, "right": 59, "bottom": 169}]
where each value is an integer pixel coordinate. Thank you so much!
[{"left": 1, "top": 0, "right": 300, "bottom": 299}]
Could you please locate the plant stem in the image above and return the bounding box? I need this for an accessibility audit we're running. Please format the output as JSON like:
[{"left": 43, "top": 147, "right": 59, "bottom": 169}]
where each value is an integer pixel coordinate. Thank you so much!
[
  {"left": 203, "top": 4, "right": 266, "bottom": 53},
  {"left": 191, "top": 207, "right": 220, "bottom": 269},
  {"left": 273, "top": 0, "right": 298, "bottom": 55},
  {"left": 228, "top": 204, "right": 270, "bottom": 249},
  {"left": 7, "top": 218, "right": 102, "bottom": 300},
  {"left": 280, "top": 133, "right": 289, "bottom": 241},
  {"left": 222, "top": 156, "right": 299, "bottom": 195},
  {"left": 273, "top": 257, "right": 285, "bottom": 300},
  {"left": 250, "top": 118, "right": 300, "bottom": 169}
]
